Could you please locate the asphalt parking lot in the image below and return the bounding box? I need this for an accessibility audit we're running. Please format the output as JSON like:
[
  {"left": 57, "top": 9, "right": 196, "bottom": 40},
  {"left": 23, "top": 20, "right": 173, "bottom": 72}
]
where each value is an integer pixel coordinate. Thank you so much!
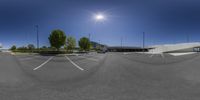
[
  {"left": 16, "top": 53, "right": 105, "bottom": 82},
  {"left": 1, "top": 52, "right": 200, "bottom": 100}
]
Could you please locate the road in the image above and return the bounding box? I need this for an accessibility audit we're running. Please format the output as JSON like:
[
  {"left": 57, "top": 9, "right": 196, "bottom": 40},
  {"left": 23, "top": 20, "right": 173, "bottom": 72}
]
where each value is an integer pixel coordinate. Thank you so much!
[{"left": 1, "top": 52, "right": 200, "bottom": 100}]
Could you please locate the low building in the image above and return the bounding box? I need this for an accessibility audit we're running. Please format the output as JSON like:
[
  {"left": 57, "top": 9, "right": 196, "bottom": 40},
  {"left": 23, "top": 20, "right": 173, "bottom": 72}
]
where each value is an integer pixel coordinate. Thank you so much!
[
  {"left": 148, "top": 42, "right": 200, "bottom": 54},
  {"left": 90, "top": 41, "right": 101, "bottom": 49},
  {"left": 90, "top": 41, "right": 107, "bottom": 51},
  {"left": 90, "top": 41, "right": 150, "bottom": 52},
  {"left": 107, "top": 46, "right": 149, "bottom": 52}
]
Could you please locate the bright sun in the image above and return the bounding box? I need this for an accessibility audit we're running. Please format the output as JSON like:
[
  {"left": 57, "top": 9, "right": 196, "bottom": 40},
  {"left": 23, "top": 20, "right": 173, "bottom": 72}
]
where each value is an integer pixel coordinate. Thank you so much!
[{"left": 95, "top": 14, "right": 105, "bottom": 20}]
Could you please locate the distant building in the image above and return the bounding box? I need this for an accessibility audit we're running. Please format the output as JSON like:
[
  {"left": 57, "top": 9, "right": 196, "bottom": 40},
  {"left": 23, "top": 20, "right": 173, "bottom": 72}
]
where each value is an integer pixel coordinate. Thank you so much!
[
  {"left": 107, "top": 46, "right": 149, "bottom": 52},
  {"left": 90, "top": 41, "right": 100, "bottom": 49},
  {"left": 90, "top": 41, "right": 107, "bottom": 51},
  {"left": 90, "top": 41, "right": 150, "bottom": 52},
  {"left": 148, "top": 42, "right": 200, "bottom": 54}
]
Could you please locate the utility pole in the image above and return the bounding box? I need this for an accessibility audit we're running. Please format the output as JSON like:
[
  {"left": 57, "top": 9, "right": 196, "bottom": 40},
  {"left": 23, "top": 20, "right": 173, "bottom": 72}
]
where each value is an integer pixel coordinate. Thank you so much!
[
  {"left": 35, "top": 25, "right": 39, "bottom": 49},
  {"left": 98, "top": 40, "right": 101, "bottom": 50},
  {"left": 121, "top": 37, "right": 123, "bottom": 48},
  {"left": 88, "top": 33, "right": 91, "bottom": 41},
  {"left": 143, "top": 32, "right": 145, "bottom": 52},
  {"left": 186, "top": 33, "right": 189, "bottom": 43}
]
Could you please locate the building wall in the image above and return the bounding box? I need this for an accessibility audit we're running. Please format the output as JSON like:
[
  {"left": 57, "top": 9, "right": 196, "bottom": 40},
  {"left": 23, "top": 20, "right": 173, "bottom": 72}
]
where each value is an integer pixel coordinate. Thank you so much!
[
  {"left": 165, "top": 48, "right": 194, "bottom": 53},
  {"left": 149, "top": 42, "right": 200, "bottom": 53},
  {"left": 107, "top": 47, "right": 148, "bottom": 52}
]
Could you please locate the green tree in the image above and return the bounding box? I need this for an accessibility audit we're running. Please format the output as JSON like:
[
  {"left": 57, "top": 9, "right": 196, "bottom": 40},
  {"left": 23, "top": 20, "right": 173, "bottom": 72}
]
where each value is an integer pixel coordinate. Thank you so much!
[
  {"left": 64, "top": 44, "right": 67, "bottom": 52},
  {"left": 66, "top": 36, "right": 76, "bottom": 52},
  {"left": 48, "top": 29, "right": 66, "bottom": 50},
  {"left": 10, "top": 45, "right": 17, "bottom": 51},
  {"left": 27, "top": 44, "right": 35, "bottom": 50},
  {"left": 17, "top": 46, "right": 28, "bottom": 52},
  {"left": 78, "top": 37, "right": 90, "bottom": 51},
  {"left": 40, "top": 46, "right": 47, "bottom": 49}
]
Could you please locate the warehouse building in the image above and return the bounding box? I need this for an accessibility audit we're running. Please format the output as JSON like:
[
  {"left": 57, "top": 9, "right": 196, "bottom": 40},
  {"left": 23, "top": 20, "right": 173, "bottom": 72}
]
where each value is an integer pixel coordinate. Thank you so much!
[
  {"left": 148, "top": 42, "right": 200, "bottom": 54},
  {"left": 107, "top": 46, "right": 149, "bottom": 52}
]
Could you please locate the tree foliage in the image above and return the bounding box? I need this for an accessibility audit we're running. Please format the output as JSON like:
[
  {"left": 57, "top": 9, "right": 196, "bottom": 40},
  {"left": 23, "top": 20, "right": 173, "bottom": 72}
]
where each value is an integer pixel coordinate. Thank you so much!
[
  {"left": 48, "top": 29, "right": 66, "bottom": 50},
  {"left": 78, "top": 37, "right": 90, "bottom": 51},
  {"left": 40, "top": 46, "right": 47, "bottom": 50},
  {"left": 27, "top": 44, "right": 35, "bottom": 50},
  {"left": 17, "top": 46, "right": 28, "bottom": 52},
  {"left": 10, "top": 45, "right": 17, "bottom": 51},
  {"left": 66, "top": 36, "right": 76, "bottom": 51}
]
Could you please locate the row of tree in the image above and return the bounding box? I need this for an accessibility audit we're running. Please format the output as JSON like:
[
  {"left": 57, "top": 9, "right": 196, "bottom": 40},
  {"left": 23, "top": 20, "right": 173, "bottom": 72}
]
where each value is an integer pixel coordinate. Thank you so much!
[
  {"left": 48, "top": 29, "right": 91, "bottom": 51},
  {"left": 10, "top": 29, "right": 91, "bottom": 52},
  {"left": 10, "top": 44, "right": 35, "bottom": 51}
]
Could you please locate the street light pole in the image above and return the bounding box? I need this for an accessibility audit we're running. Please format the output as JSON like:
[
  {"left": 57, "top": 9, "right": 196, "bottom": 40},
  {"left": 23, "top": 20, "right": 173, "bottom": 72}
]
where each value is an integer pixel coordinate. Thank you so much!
[
  {"left": 121, "top": 37, "right": 123, "bottom": 48},
  {"left": 143, "top": 32, "right": 145, "bottom": 52},
  {"left": 98, "top": 40, "right": 101, "bottom": 50},
  {"left": 186, "top": 33, "right": 189, "bottom": 43},
  {"left": 89, "top": 33, "right": 91, "bottom": 40},
  {"left": 35, "top": 25, "right": 39, "bottom": 49}
]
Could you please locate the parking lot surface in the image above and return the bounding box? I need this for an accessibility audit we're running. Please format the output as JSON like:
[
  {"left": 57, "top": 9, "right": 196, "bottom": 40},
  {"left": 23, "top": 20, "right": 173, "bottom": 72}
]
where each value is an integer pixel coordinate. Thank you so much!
[{"left": 1, "top": 52, "right": 200, "bottom": 100}]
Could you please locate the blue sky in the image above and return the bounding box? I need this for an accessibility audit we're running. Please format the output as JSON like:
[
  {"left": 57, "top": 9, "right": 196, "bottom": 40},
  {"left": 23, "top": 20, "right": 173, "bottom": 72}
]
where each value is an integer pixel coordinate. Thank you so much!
[{"left": 1, "top": 0, "right": 200, "bottom": 48}]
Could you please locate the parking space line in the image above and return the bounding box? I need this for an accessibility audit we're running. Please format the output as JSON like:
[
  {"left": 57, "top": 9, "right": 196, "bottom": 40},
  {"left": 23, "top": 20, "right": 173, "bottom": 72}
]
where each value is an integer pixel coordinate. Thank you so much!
[
  {"left": 33, "top": 56, "right": 54, "bottom": 70},
  {"left": 65, "top": 56, "right": 84, "bottom": 71},
  {"left": 77, "top": 56, "right": 98, "bottom": 62},
  {"left": 18, "top": 56, "right": 42, "bottom": 61},
  {"left": 19, "top": 57, "right": 34, "bottom": 61},
  {"left": 149, "top": 54, "right": 154, "bottom": 58}
]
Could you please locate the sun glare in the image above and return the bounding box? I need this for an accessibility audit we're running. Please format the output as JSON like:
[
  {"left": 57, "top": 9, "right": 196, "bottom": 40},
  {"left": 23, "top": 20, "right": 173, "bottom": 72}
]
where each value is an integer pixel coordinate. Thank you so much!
[{"left": 94, "top": 14, "right": 105, "bottom": 21}]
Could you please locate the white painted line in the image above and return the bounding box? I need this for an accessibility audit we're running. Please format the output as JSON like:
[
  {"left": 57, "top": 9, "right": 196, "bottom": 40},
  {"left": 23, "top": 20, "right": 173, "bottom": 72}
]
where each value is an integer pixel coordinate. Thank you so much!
[
  {"left": 168, "top": 52, "right": 196, "bottom": 56},
  {"left": 77, "top": 56, "right": 98, "bottom": 62},
  {"left": 65, "top": 54, "right": 80, "bottom": 56},
  {"left": 149, "top": 54, "right": 154, "bottom": 58},
  {"left": 123, "top": 53, "right": 129, "bottom": 55},
  {"left": 65, "top": 56, "right": 84, "bottom": 71},
  {"left": 161, "top": 53, "right": 165, "bottom": 58},
  {"left": 19, "top": 56, "right": 42, "bottom": 61},
  {"left": 33, "top": 56, "right": 54, "bottom": 70},
  {"left": 20, "top": 57, "right": 34, "bottom": 61},
  {"left": 10, "top": 52, "right": 15, "bottom": 55}
]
